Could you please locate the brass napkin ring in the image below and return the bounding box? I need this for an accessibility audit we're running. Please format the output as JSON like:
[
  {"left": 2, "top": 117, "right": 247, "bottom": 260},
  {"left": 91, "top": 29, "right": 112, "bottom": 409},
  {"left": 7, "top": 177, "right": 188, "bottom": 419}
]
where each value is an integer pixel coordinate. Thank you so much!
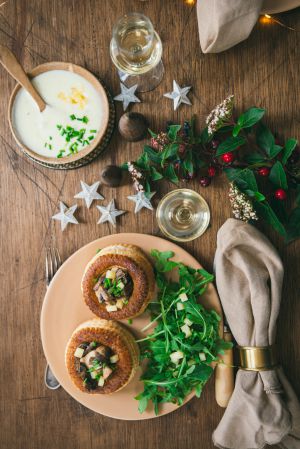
[{"left": 238, "top": 345, "right": 278, "bottom": 371}]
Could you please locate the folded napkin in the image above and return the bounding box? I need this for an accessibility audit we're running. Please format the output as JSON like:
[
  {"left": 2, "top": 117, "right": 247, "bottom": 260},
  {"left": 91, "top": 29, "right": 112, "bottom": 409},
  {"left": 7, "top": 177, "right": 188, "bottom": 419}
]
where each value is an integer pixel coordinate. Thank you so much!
[
  {"left": 196, "top": 0, "right": 264, "bottom": 53},
  {"left": 213, "top": 219, "right": 300, "bottom": 449}
]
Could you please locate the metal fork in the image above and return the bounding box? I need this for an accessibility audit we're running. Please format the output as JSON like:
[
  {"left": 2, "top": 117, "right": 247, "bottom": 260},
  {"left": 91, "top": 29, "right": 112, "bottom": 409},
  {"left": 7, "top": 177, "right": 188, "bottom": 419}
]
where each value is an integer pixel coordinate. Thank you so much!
[{"left": 44, "top": 247, "right": 62, "bottom": 390}]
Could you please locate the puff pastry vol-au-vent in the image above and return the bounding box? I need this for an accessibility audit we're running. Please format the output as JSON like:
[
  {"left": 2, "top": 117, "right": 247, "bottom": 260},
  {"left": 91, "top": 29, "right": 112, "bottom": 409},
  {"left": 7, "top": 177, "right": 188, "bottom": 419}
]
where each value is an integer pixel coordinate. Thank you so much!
[
  {"left": 65, "top": 319, "right": 139, "bottom": 394},
  {"left": 81, "top": 244, "right": 155, "bottom": 320}
]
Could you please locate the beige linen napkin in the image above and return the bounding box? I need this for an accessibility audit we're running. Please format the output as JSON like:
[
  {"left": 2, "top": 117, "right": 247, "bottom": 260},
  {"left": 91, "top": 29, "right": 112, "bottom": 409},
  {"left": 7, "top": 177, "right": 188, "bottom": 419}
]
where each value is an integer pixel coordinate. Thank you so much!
[
  {"left": 213, "top": 218, "right": 300, "bottom": 449},
  {"left": 196, "top": 0, "right": 264, "bottom": 53}
]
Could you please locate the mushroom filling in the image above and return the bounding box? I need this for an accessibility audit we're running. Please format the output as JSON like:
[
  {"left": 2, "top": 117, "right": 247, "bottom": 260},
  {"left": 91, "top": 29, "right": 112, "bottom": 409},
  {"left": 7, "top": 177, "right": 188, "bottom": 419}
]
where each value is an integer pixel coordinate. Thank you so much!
[
  {"left": 93, "top": 267, "right": 133, "bottom": 312},
  {"left": 74, "top": 341, "right": 119, "bottom": 390}
]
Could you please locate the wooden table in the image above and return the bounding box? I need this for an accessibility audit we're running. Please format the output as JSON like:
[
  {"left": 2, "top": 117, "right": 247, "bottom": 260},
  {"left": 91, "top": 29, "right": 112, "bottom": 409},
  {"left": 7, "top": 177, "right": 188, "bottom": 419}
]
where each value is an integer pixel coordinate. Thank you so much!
[{"left": 0, "top": 1, "right": 299, "bottom": 448}]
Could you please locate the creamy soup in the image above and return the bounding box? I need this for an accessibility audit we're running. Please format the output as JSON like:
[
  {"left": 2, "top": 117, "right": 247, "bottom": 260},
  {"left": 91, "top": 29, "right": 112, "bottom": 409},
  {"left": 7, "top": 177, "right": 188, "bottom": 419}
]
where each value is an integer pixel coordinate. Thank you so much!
[{"left": 12, "top": 70, "right": 104, "bottom": 159}]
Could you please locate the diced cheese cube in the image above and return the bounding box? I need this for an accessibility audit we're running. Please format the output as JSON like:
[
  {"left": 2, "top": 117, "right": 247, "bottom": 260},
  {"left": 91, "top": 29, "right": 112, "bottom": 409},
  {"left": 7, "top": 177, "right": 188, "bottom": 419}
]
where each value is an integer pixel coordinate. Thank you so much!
[
  {"left": 179, "top": 293, "right": 188, "bottom": 302},
  {"left": 106, "top": 304, "right": 118, "bottom": 312},
  {"left": 117, "top": 281, "right": 125, "bottom": 290},
  {"left": 199, "top": 352, "right": 206, "bottom": 361},
  {"left": 177, "top": 302, "right": 185, "bottom": 311},
  {"left": 106, "top": 270, "right": 116, "bottom": 279},
  {"left": 90, "top": 371, "right": 98, "bottom": 379},
  {"left": 103, "top": 366, "right": 113, "bottom": 379},
  {"left": 187, "top": 359, "right": 196, "bottom": 367},
  {"left": 170, "top": 351, "right": 184, "bottom": 364},
  {"left": 98, "top": 376, "right": 105, "bottom": 387},
  {"left": 184, "top": 317, "right": 193, "bottom": 326},
  {"left": 181, "top": 324, "right": 192, "bottom": 338},
  {"left": 110, "top": 354, "right": 119, "bottom": 363},
  {"left": 74, "top": 347, "right": 84, "bottom": 358},
  {"left": 116, "top": 299, "right": 124, "bottom": 310}
]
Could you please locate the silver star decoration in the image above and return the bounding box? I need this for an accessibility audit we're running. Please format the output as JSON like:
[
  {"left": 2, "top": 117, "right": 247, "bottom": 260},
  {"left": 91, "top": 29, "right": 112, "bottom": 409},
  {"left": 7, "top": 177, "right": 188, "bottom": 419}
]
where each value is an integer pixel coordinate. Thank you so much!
[
  {"left": 52, "top": 202, "right": 79, "bottom": 231},
  {"left": 114, "top": 82, "right": 141, "bottom": 111},
  {"left": 96, "top": 199, "right": 126, "bottom": 227},
  {"left": 164, "top": 80, "right": 192, "bottom": 111},
  {"left": 74, "top": 180, "right": 104, "bottom": 208},
  {"left": 127, "top": 191, "right": 156, "bottom": 213}
]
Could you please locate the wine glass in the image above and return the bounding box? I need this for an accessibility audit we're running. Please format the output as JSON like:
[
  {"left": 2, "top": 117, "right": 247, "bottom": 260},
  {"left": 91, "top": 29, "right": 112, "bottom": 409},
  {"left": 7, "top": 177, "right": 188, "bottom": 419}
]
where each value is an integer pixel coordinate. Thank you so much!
[
  {"left": 156, "top": 189, "right": 211, "bottom": 242},
  {"left": 110, "top": 13, "right": 164, "bottom": 92}
]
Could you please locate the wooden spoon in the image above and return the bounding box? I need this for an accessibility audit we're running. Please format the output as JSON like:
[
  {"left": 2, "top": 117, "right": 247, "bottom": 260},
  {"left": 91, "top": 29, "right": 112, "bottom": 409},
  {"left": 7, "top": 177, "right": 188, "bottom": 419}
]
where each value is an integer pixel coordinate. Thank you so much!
[{"left": 0, "top": 45, "right": 46, "bottom": 112}]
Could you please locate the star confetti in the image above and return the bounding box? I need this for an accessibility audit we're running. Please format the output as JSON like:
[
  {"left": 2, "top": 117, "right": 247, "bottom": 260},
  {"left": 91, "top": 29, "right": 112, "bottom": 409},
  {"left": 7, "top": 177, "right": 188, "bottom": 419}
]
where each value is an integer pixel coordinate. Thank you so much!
[
  {"left": 114, "top": 82, "right": 141, "bottom": 111},
  {"left": 164, "top": 80, "right": 192, "bottom": 111},
  {"left": 127, "top": 191, "right": 156, "bottom": 213},
  {"left": 96, "top": 199, "right": 126, "bottom": 227},
  {"left": 74, "top": 181, "right": 104, "bottom": 208},
  {"left": 52, "top": 202, "right": 79, "bottom": 231}
]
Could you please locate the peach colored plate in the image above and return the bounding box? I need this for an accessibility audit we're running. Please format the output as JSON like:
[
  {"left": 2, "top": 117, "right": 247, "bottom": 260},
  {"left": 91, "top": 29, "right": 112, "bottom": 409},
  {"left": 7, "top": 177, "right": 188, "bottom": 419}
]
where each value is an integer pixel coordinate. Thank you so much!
[{"left": 40, "top": 233, "right": 222, "bottom": 420}]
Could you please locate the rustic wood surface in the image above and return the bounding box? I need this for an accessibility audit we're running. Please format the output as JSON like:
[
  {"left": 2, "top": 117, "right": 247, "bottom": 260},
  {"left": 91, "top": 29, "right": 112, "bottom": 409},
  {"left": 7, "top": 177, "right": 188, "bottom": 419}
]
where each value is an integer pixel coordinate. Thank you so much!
[{"left": 0, "top": 1, "right": 299, "bottom": 448}]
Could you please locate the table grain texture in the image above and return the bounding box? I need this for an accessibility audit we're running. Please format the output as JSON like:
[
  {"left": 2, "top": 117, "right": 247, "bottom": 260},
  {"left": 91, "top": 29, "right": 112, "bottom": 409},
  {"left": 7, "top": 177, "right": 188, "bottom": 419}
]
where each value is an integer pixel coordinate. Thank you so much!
[{"left": 0, "top": 1, "right": 299, "bottom": 449}]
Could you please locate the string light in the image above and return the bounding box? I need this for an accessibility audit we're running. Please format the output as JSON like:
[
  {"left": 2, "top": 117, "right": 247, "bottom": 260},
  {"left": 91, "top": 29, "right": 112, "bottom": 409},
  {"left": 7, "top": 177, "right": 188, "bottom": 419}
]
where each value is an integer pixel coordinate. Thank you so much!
[
  {"left": 260, "top": 14, "right": 296, "bottom": 31},
  {"left": 184, "top": 0, "right": 196, "bottom": 5}
]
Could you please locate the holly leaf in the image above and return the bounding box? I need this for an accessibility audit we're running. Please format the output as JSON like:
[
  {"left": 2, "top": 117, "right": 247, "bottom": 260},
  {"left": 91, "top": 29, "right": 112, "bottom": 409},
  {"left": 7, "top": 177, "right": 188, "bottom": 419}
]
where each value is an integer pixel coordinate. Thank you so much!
[
  {"left": 269, "top": 161, "right": 288, "bottom": 190},
  {"left": 282, "top": 138, "right": 298, "bottom": 165},
  {"left": 164, "top": 164, "right": 179, "bottom": 184},
  {"left": 216, "top": 136, "right": 246, "bottom": 156},
  {"left": 150, "top": 166, "right": 163, "bottom": 181},
  {"left": 256, "top": 123, "right": 274, "bottom": 156},
  {"left": 232, "top": 124, "right": 241, "bottom": 137},
  {"left": 144, "top": 145, "right": 162, "bottom": 164},
  {"left": 136, "top": 152, "right": 149, "bottom": 170},
  {"left": 237, "top": 107, "right": 265, "bottom": 129},
  {"left": 255, "top": 202, "right": 286, "bottom": 236},
  {"left": 286, "top": 206, "right": 300, "bottom": 243},
  {"left": 167, "top": 125, "right": 181, "bottom": 141}
]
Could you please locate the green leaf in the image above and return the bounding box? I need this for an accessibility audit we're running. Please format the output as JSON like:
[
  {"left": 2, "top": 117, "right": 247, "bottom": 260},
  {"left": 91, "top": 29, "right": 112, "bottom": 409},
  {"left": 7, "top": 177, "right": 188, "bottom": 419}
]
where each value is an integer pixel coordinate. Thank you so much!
[
  {"left": 183, "top": 150, "right": 194, "bottom": 174},
  {"left": 167, "top": 125, "right": 181, "bottom": 141},
  {"left": 216, "top": 136, "right": 246, "bottom": 156},
  {"left": 136, "top": 152, "right": 149, "bottom": 170},
  {"left": 148, "top": 129, "right": 157, "bottom": 138},
  {"left": 150, "top": 250, "right": 178, "bottom": 272},
  {"left": 269, "top": 161, "right": 288, "bottom": 190},
  {"left": 237, "top": 107, "right": 265, "bottom": 128},
  {"left": 164, "top": 164, "right": 179, "bottom": 184},
  {"left": 255, "top": 202, "right": 286, "bottom": 236},
  {"left": 150, "top": 166, "right": 163, "bottom": 181},
  {"left": 256, "top": 123, "right": 274, "bottom": 156},
  {"left": 137, "top": 395, "right": 149, "bottom": 413},
  {"left": 225, "top": 168, "right": 258, "bottom": 191},
  {"left": 245, "top": 152, "right": 267, "bottom": 164},
  {"left": 286, "top": 206, "right": 300, "bottom": 243},
  {"left": 163, "top": 143, "right": 179, "bottom": 160},
  {"left": 246, "top": 190, "right": 266, "bottom": 202},
  {"left": 144, "top": 145, "right": 162, "bottom": 164},
  {"left": 120, "top": 162, "right": 128, "bottom": 170},
  {"left": 282, "top": 138, "right": 298, "bottom": 165},
  {"left": 269, "top": 144, "right": 283, "bottom": 159},
  {"left": 199, "top": 127, "right": 211, "bottom": 144},
  {"left": 232, "top": 124, "right": 241, "bottom": 137}
]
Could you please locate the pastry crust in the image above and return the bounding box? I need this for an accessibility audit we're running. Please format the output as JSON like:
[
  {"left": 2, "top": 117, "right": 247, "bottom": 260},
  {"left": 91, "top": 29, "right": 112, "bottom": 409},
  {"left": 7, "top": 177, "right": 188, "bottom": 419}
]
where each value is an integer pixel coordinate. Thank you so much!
[
  {"left": 81, "top": 244, "right": 155, "bottom": 320},
  {"left": 65, "top": 319, "right": 139, "bottom": 394}
]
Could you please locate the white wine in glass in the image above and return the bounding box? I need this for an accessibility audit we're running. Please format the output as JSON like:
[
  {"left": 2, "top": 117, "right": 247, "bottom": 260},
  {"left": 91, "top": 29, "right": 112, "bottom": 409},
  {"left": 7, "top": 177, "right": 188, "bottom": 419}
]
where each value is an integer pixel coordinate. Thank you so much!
[{"left": 110, "top": 13, "right": 164, "bottom": 92}]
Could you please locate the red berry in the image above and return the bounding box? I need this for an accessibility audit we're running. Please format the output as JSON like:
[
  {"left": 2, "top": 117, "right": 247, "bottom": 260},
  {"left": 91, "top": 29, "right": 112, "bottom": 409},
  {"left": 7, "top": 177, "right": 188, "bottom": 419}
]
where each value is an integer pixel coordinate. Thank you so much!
[
  {"left": 208, "top": 166, "right": 217, "bottom": 177},
  {"left": 258, "top": 167, "right": 270, "bottom": 177},
  {"left": 221, "top": 152, "right": 235, "bottom": 164},
  {"left": 199, "top": 176, "right": 211, "bottom": 187},
  {"left": 274, "top": 189, "right": 287, "bottom": 200}
]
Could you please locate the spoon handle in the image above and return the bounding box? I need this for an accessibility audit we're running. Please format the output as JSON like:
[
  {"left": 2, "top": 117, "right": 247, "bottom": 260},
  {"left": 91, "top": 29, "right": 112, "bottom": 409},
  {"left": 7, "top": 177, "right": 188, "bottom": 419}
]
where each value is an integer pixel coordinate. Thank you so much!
[{"left": 0, "top": 45, "right": 46, "bottom": 112}]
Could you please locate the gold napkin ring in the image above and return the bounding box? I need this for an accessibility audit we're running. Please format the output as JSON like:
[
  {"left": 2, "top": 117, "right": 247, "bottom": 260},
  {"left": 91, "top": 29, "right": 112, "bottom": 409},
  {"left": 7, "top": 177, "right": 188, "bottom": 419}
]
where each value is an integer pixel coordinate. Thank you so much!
[{"left": 238, "top": 345, "right": 278, "bottom": 371}]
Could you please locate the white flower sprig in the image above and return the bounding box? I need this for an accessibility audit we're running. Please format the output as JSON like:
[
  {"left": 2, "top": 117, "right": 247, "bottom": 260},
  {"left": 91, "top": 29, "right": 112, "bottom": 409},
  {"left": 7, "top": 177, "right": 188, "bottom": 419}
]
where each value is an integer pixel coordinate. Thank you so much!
[
  {"left": 206, "top": 95, "right": 235, "bottom": 136},
  {"left": 229, "top": 182, "right": 258, "bottom": 222},
  {"left": 127, "top": 161, "right": 145, "bottom": 192}
]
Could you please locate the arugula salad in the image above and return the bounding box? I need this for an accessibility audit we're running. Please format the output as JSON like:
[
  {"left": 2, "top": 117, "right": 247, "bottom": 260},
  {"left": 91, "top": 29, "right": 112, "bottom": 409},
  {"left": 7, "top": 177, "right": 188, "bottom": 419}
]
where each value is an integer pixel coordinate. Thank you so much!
[{"left": 135, "top": 250, "right": 231, "bottom": 415}]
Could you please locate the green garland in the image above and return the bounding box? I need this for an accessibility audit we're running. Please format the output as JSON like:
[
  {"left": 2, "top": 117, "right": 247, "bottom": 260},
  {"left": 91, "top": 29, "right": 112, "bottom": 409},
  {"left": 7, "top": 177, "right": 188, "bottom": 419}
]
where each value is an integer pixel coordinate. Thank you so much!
[{"left": 122, "top": 97, "right": 300, "bottom": 243}]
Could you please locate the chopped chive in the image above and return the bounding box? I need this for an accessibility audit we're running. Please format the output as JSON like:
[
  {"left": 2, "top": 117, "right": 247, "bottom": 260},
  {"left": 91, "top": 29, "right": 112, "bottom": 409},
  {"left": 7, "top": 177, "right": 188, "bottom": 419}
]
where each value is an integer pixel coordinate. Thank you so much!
[
  {"left": 70, "top": 114, "right": 76, "bottom": 120},
  {"left": 49, "top": 136, "right": 53, "bottom": 140},
  {"left": 128, "top": 319, "right": 133, "bottom": 325},
  {"left": 56, "top": 124, "right": 62, "bottom": 130},
  {"left": 88, "top": 135, "right": 94, "bottom": 141},
  {"left": 44, "top": 143, "right": 47, "bottom": 148},
  {"left": 49, "top": 144, "right": 52, "bottom": 150},
  {"left": 57, "top": 150, "right": 65, "bottom": 158},
  {"left": 82, "top": 116, "right": 89, "bottom": 124},
  {"left": 90, "top": 129, "right": 97, "bottom": 133}
]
